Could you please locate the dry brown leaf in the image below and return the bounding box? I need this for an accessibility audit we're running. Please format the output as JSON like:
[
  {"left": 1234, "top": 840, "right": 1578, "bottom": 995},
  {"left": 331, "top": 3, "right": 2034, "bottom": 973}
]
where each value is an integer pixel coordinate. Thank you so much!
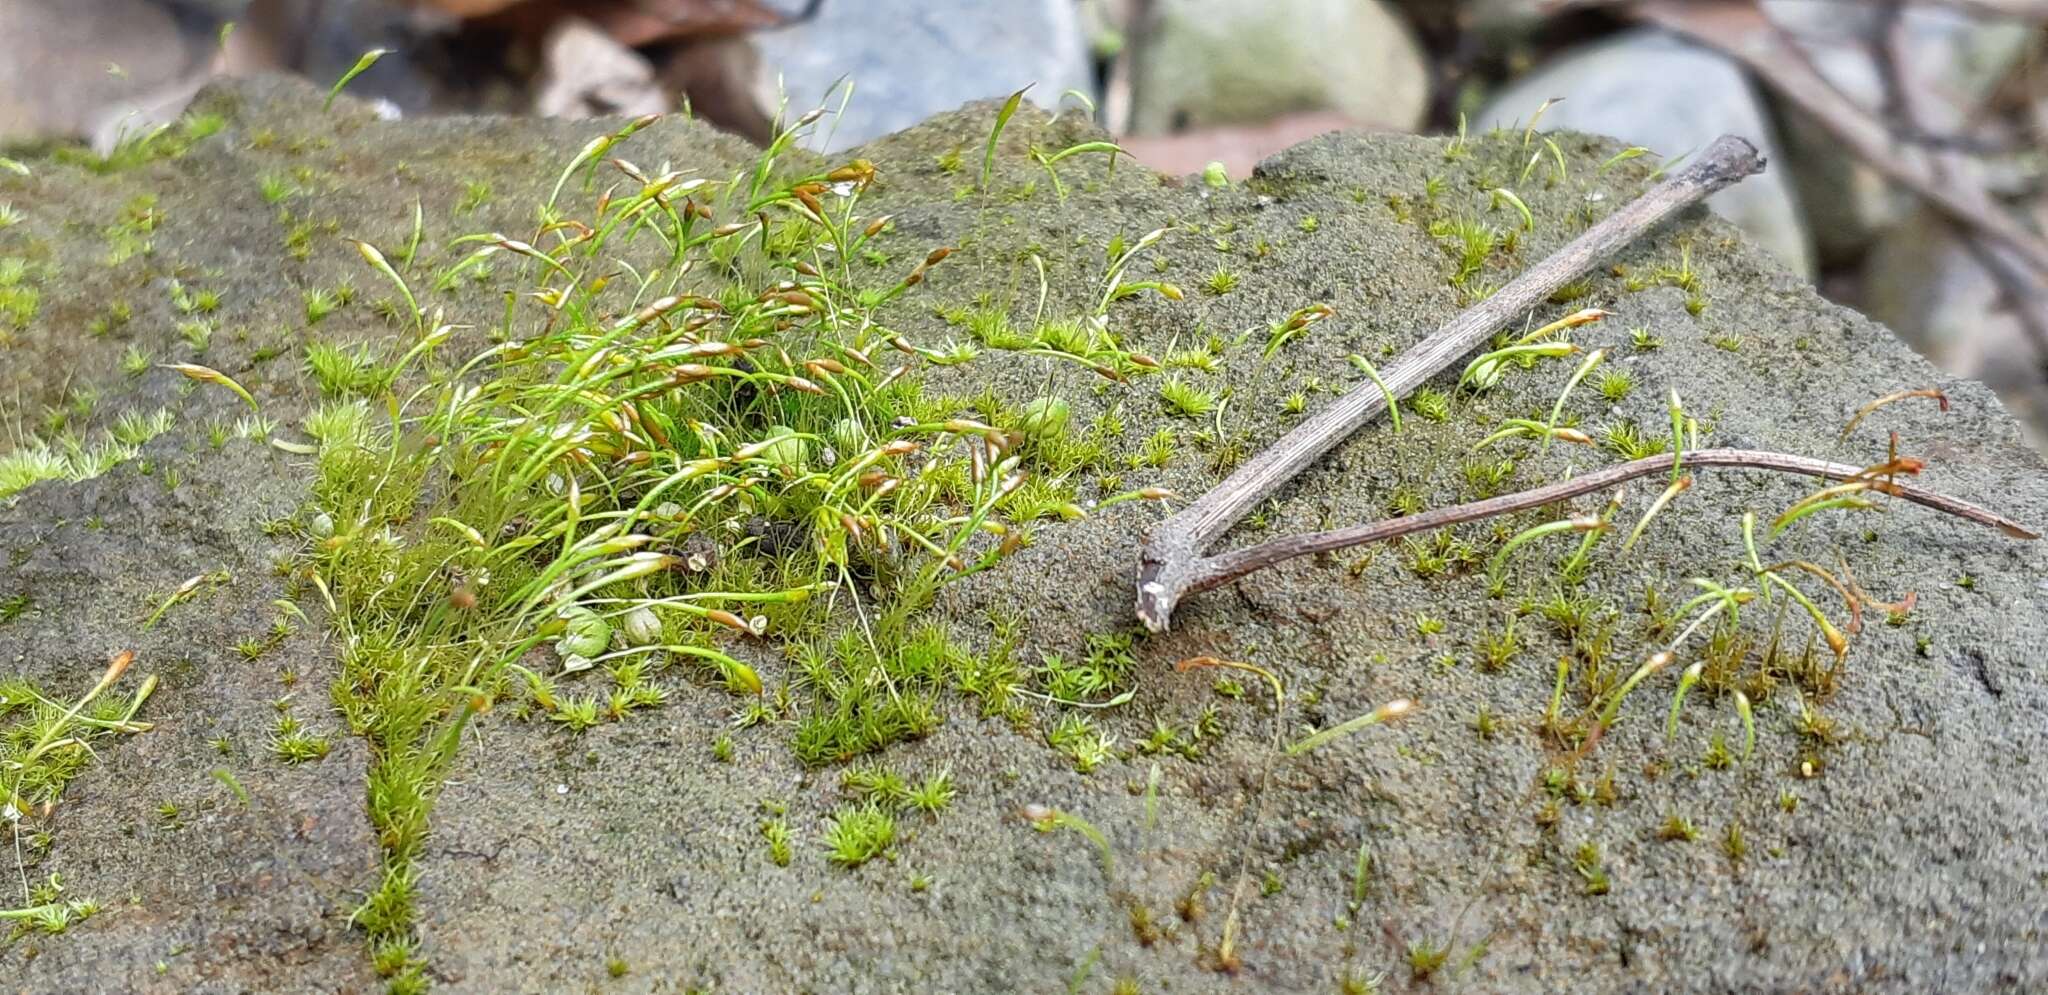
[
  {"left": 413, "top": 0, "right": 798, "bottom": 47},
  {"left": 408, "top": 0, "right": 526, "bottom": 17},
  {"left": 583, "top": 0, "right": 793, "bottom": 48}
]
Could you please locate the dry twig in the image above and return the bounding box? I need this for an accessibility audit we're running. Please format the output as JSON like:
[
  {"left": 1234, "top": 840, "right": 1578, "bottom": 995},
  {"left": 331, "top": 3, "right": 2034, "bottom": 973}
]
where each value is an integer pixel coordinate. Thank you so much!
[
  {"left": 1134, "top": 135, "right": 1767, "bottom": 631},
  {"left": 1178, "top": 448, "right": 2035, "bottom": 603},
  {"left": 1632, "top": 0, "right": 2048, "bottom": 278}
]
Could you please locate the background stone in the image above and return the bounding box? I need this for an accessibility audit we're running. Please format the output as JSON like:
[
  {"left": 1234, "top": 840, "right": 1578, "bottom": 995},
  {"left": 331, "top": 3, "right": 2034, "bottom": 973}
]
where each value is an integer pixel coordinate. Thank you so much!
[
  {"left": 1127, "top": 0, "right": 1431, "bottom": 135},
  {"left": 1864, "top": 209, "right": 2048, "bottom": 448},
  {"left": 1479, "top": 27, "right": 1815, "bottom": 279},
  {"left": 1764, "top": 0, "right": 2036, "bottom": 265},
  {"left": 743, "top": 0, "right": 1092, "bottom": 154},
  {"left": 0, "top": 0, "right": 207, "bottom": 144}
]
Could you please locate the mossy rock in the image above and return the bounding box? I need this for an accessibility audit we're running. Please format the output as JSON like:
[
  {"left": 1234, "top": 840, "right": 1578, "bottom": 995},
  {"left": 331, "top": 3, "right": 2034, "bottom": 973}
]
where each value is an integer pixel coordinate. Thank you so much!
[{"left": 2, "top": 76, "right": 2045, "bottom": 994}]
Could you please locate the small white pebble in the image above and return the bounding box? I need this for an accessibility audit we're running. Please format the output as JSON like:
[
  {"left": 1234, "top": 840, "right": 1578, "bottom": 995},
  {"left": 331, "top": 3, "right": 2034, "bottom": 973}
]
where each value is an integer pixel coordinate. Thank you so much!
[{"left": 555, "top": 783, "right": 569, "bottom": 796}]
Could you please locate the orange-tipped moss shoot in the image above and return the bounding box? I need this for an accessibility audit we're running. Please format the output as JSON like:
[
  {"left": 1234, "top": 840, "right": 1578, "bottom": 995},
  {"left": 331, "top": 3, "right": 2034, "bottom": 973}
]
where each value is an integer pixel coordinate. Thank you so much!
[
  {"left": 1772, "top": 559, "right": 1863, "bottom": 633},
  {"left": 1460, "top": 342, "right": 1579, "bottom": 392},
  {"left": 163, "top": 363, "right": 258, "bottom": 411},
  {"left": 1475, "top": 418, "right": 1594, "bottom": 451},
  {"left": 1770, "top": 481, "right": 1881, "bottom": 540},
  {"left": 1487, "top": 515, "right": 1605, "bottom": 595},
  {"left": 1175, "top": 656, "right": 1283, "bottom": 709},
  {"left": 1598, "top": 650, "right": 1674, "bottom": 728},
  {"left": 1541, "top": 348, "right": 1606, "bottom": 455},
  {"left": 1635, "top": 583, "right": 1753, "bottom": 734},
  {"left": 1621, "top": 475, "right": 1692, "bottom": 552},
  {"left": 1734, "top": 689, "right": 1756, "bottom": 761},
  {"left": 1841, "top": 387, "right": 1948, "bottom": 440},
  {"left": 1759, "top": 568, "right": 1850, "bottom": 660},
  {"left": 1560, "top": 486, "right": 1627, "bottom": 581},
  {"left": 1666, "top": 660, "right": 1705, "bottom": 740},
  {"left": 1667, "top": 390, "right": 1687, "bottom": 484},
  {"left": 142, "top": 574, "right": 209, "bottom": 630},
  {"left": 1286, "top": 698, "right": 1415, "bottom": 756},
  {"left": 1096, "top": 486, "right": 1177, "bottom": 511},
  {"left": 1021, "top": 804, "right": 1113, "bottom": 879},
  {"left": 1346, "top": 353, "right": 1403, "bottom": 432},
  {"left": 324, "top": 48, "right": 388, "bottom": 111},
  {"left": 1460, "top": 307, "right": 1611, "bottom": 390}
]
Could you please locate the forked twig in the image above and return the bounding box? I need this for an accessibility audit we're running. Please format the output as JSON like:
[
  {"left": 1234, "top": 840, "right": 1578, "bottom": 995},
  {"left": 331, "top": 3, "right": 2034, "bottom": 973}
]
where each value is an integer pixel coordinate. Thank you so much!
[
  {"left": 1135, "top": 134, "right": 1768, "bottom": 631},
  {"left": 1172, "top": 448, "right": 2037, "bottom": 602}
]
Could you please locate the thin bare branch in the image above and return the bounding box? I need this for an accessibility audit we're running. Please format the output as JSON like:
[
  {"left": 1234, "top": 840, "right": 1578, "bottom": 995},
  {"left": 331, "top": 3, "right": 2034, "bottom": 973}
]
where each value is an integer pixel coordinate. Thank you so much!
[
  {"left": 1545, "top": 0, "right": 2048, "bottom": 20},
  {"left": 1960, "top": 231, "right": 2048, "bottom": 360},
  {"left": 1173, "top": 448, "right": 2037, "bottom": 604},
  {"left": 1869, "top": 0, "right": 2048, "bottom": 356},
  {"left": 1134, "top": 134, "right": 1767, "bottom": 631},
  {"left": 1923, "top": 0, "right": 2048, "bottom": 18},
  {"left": 1866, "top": 0, "right": 2048, "bottom": 359},
  {"left": 1634, "top": 0, "right": 2048, "bottom": 277}
]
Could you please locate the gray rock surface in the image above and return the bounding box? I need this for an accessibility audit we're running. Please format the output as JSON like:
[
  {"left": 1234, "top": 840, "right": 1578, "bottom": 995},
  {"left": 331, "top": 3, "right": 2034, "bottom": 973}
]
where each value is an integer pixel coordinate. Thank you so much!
[
  {"left": 745, "top": 0, "right": 1092, "bottom": 154},
  {"left": 1, "top": 446, "right": 379, "bottom": 994},
  {"left": 1129, "top": 0, "right": 1431, "bottom": 135},
  {"left": 1479, "top": 28, "right": 1816, "bottom": 280},
  {"left": 2, "top": 75, "right": 2046, "bottom": 994}
]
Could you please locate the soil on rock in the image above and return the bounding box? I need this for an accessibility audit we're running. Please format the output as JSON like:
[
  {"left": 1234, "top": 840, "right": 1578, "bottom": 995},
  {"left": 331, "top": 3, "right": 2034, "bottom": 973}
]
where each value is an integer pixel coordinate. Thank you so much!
[
  {"left": 0, "top": 440, "right": 379, "bottom": 994},
  {"left": 2, "top": 77, "right": 2045, "bottom": 994}
]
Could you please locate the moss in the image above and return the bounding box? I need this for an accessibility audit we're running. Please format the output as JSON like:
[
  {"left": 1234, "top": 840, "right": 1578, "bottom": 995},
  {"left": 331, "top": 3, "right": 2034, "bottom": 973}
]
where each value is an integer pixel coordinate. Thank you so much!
[{"left": 1, "top": 78, "right": 2041, "bottom": 994}]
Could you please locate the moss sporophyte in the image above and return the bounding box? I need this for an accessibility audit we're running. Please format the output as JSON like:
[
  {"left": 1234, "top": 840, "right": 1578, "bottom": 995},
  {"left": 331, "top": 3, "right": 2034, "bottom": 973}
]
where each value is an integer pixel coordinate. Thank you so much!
[
  {"left": 282, "top": 102, "right": 1197, "bottom": 977},
  {"left": 3, "top": 652, "right": 152, "bottom": 933},
  {"left": 29, "top": 89, "right": 2025, "bottom": 989}
]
